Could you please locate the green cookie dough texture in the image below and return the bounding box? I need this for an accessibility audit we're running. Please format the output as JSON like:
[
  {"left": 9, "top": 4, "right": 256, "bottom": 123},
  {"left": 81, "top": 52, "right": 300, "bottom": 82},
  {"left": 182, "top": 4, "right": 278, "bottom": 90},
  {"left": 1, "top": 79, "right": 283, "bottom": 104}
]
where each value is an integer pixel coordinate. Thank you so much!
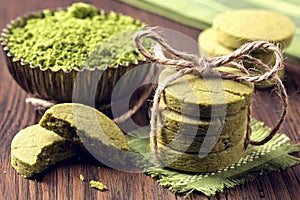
[
  {"left": 213, "top": 9, "right": 295, "bottom": 49},
  {"left": 198, "top": 28, "right": 278, "bottom": 58},
  {"left": 158, "top": 99, "right": 248, "bottom": 137},
  {"left": 11, "top": 125, "right": 79, "bottom": 178},
  {"left": 156, "top": 138, "right": 244, "bottom": 173},
  {"left": 159, "top": 67, "right": 254, "bottom": 117},
  {"left": 198, "top": 28, "right": 285, "bottom": 89},
  {"left": 157, "top": 120, "right": 246, "bottom": 153},
  {"left": 198, "top": 28, "right": 233, "bottom": 57},
  {"left": 4, "top": 2, "right": 144, "bottom": 71},
  {"left": 39, "top": 103, "right": 131, "bottom": 167},
  {"left": 39, "top": 103, "right": 128, "bottom": 151}
]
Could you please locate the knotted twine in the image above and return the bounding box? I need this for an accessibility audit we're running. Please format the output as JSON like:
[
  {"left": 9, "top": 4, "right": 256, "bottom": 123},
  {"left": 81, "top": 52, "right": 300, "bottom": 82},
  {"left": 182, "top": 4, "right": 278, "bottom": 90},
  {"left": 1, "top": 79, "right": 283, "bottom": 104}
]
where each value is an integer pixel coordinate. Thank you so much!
[{"left": 133, "top": 28, "right": 288, "bottom": 164}]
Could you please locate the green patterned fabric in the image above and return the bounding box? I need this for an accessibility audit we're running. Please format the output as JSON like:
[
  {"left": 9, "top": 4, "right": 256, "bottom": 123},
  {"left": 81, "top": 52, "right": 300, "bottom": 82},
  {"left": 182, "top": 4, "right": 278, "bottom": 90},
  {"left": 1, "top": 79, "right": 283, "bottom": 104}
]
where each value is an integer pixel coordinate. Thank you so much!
[
  {"left": 127, "top": 120, "right": 300, "bottom": 196},
  {"left": 121, "top": 0, "right": 300, "bottom": 63}
]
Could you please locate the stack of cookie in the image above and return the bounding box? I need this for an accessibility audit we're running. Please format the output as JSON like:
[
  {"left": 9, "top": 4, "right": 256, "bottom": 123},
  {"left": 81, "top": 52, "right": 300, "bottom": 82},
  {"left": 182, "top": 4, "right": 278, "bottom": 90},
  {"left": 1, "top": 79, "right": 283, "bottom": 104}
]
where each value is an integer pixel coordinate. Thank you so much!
[
  {"left": 198, "top": 9, "right": 295, "bottom": 89},
  {"left": 155, "top": 67, "right": 254, "bottom": 172}
]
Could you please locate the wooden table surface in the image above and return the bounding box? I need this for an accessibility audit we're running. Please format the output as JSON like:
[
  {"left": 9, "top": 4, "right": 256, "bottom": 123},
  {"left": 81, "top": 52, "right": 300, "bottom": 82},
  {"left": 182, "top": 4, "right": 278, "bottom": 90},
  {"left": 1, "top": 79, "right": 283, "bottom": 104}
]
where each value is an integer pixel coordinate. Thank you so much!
[{"left": 0, "top": 0, "right": 299, "bottom": 199}]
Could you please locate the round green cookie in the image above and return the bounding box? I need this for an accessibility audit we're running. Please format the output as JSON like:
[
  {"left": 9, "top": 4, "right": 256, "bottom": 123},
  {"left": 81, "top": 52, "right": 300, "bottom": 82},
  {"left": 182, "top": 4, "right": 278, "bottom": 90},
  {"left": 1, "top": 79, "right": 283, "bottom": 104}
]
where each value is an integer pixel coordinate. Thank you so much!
[
  {"left": 198, "top": 28, "right": 285, "bottom": 89},
  {"left": 156, "top": 138, "right": 244, "bottom": 172},
  {"left": 199, "top": 28, "right": 278, "bottom": 58},
  {"left": 158, "top": 99, "right": 248, "bottom": 137},
  {"left": 198, "top": 28, "right": 234, "bottom": 57},
  {"left": 157, "top": 121, "right": 246, "bottom": 153},
  {"left": 213, "top": 9, "right": 295, "bottom": 49},
  {"left": 11, "top": 125, "right": 79, "bottom": 178},
  {"left": 159, "top": 67, "right": 254, "bottom": 117}
]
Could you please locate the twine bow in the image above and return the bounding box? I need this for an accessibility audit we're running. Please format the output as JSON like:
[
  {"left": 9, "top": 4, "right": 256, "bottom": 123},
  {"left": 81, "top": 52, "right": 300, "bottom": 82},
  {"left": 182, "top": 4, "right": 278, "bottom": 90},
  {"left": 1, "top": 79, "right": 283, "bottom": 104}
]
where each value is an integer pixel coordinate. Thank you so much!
[{"left": 134, "top": 28, "right": 288, "bottom": 164}]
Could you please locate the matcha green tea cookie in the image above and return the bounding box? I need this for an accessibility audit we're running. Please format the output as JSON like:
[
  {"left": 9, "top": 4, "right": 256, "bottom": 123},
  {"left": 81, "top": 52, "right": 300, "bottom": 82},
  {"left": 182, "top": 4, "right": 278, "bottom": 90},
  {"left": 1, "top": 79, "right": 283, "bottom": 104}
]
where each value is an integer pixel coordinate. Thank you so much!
[
  {"left": 213, "top": 9, "right": 295, "bottom": 49},
  {"left": 154, "top": 66, "right": 252, "bottom": 172},
  {"left": 199, "top": 28, "right": 278, "bottom": 59},
  {"left": 198, "top": 28, "right": 285, "bottom": 89},
  {"left": 198, "top": 28, "right": 234, "bottom": 57},
  {"left": 39, "top": 103, "right": 129, "bottom": 165},
  {"left": 159, "top": 67, "right": 254, "bottom": 117},
  {"left": 11, "top": 125, "right": 79, "bottom": 178},
  {"left": 156, "top": 138, "right": 244, "bottom": 172},
  {"left": 157, "top": 122, "right": 246, "bottom": 153},
  {"left": 158, "top": 99, "right": 248, "bottom": 136}
]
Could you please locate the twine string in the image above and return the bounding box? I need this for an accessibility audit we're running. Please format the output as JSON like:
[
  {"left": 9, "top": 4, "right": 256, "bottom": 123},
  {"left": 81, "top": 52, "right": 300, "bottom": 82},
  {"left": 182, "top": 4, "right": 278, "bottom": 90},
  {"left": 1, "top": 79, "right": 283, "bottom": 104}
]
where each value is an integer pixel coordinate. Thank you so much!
[
  {"left": 134, "top": 28, "right": 288, "bottom": 164},
  {"left": 25, "top": 97, "right": 55, "bottom": 109}
]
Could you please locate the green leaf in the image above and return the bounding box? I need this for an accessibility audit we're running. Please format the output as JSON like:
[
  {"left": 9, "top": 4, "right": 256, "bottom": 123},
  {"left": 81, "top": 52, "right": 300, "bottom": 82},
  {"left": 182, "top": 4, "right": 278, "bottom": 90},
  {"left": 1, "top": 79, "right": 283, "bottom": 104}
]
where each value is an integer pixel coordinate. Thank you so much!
[{"left": 127, "top": 120, "right": 300, "bottom": 196}]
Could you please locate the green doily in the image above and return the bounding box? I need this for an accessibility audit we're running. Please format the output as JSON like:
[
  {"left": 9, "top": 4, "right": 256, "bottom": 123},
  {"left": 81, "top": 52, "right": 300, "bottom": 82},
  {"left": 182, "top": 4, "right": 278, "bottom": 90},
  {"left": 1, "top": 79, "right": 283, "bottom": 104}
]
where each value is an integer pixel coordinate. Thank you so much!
[{"left": 127, "top": 120, "right": 300, "bottom": 196}]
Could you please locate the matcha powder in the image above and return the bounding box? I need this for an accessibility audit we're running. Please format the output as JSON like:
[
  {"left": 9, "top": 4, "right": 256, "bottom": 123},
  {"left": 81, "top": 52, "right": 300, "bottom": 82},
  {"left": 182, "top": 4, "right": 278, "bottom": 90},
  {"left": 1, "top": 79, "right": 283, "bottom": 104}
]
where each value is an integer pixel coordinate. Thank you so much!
[{"left": 6, "top": 3, "right": 144, "bottom": 71}]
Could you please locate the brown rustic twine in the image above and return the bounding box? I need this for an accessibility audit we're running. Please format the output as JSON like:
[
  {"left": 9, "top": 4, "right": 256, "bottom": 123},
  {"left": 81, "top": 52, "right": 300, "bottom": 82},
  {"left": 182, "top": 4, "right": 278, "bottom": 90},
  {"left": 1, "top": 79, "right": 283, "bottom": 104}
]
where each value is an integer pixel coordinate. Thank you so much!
[
  {"left": 134, "top": 28, "right": 288, "bottom": 164},
  {"left": 26, "top": 86, "right": 153, "bottom": 124}
]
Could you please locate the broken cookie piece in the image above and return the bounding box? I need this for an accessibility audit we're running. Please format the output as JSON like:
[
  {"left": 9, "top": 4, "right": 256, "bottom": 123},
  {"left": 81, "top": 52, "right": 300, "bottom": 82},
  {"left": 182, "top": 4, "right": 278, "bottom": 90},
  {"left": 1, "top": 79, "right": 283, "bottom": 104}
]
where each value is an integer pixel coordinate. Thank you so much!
[
  {"left": 39, "top": 103, "right": 130, "bottom": 167},
  {"left": 11, "top": 125, "right": 79, "bottom": 178}
]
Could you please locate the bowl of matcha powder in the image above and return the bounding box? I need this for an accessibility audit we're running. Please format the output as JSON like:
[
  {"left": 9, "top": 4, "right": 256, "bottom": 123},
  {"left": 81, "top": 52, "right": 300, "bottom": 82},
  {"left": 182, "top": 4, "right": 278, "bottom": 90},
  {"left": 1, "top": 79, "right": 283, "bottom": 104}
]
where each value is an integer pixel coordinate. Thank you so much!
[{"left": 0, "top": 2, "right": 150, "bottom": 108}]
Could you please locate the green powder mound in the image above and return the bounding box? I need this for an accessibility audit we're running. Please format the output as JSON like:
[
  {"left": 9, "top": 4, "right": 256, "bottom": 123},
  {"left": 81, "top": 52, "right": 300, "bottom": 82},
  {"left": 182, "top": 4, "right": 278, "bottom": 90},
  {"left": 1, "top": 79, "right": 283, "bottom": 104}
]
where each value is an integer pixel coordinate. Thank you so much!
[
  {"left": 5, "top": 3, "right": 145, "bottom": 71},
  {"left": 82, "top": 30, "right": 150, "bottom": 69},
  {"left": 213, "top": 9, "right": 295, "bottom": 49},
  {"left": 11, "top": 125, "right": 79, "bottom": 178}
]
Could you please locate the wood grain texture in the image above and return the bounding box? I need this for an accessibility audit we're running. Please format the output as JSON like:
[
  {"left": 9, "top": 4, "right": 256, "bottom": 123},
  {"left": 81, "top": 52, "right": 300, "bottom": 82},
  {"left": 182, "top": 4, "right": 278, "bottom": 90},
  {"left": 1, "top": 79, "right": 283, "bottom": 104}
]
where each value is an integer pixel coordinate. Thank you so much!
[{"left": 0, "top": 0, "right": 299, "bottom": 199}]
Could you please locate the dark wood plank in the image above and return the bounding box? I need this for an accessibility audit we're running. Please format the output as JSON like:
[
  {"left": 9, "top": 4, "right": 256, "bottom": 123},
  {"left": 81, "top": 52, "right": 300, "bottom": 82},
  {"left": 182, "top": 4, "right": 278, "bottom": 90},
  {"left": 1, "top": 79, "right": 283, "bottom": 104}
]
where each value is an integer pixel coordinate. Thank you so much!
[{"left": 0, "top": 0, "right": 299, "bottom": 200}]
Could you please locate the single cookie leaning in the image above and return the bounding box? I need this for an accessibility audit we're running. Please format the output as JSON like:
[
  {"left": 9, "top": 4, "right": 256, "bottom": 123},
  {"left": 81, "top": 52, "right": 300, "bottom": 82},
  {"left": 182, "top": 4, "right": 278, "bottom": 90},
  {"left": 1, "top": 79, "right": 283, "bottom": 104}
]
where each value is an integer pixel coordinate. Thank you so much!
[
  {"left": 213, "top": 9, "right": 295, "bottom": 49},
  {"left": 11, "top": 125, "right": 79, "bottom": 178},
  {"left": 39, "top": 103, "right": 129, "bottom": 165},
  {"left": 159, "top": 67, "right": 254, "bottom": 117}
]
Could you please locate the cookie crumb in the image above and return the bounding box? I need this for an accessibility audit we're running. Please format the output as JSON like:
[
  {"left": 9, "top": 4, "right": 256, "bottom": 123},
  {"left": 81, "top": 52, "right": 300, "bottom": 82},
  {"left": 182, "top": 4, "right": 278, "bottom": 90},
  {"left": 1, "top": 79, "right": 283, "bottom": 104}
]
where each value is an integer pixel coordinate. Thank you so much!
[
  {"left": 90, "top": 180, "right": 107, "bottom": 191},
  {"left": 79, "top": 174, "right": 85, "bottom": 182}
]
